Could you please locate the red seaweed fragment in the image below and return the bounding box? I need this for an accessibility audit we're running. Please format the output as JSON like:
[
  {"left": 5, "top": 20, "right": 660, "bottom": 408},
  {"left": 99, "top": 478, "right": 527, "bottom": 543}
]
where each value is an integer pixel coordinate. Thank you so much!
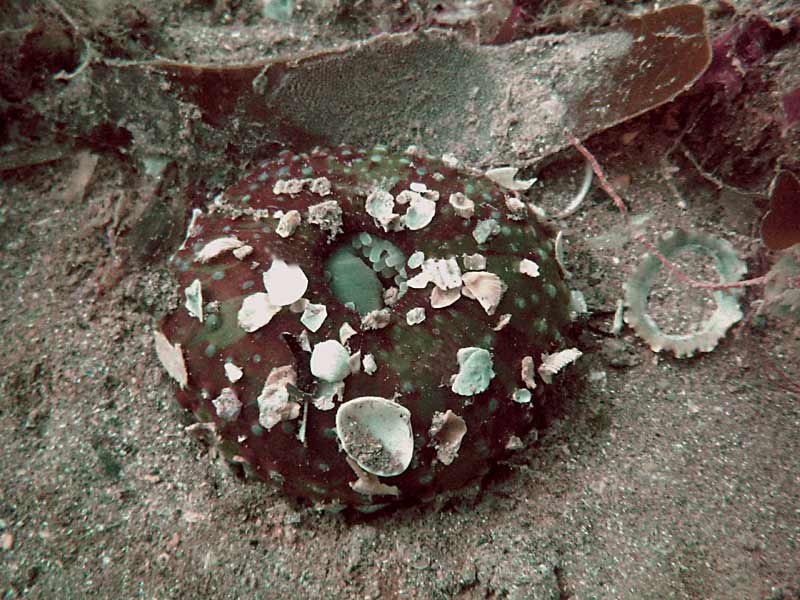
[{"left": 762, "top": 170, "right": 800, "bottom": 251}]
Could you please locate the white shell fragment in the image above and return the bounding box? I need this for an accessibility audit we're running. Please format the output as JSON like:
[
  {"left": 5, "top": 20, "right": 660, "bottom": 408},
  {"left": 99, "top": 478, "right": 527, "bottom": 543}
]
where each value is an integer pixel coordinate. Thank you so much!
[
  {"left": 451, "top": 347, "right": 495, "bottom": 396},
  {"left": 276, "top": 210, "right": 301, "bottom": 238},
  {"left": 472, "top": 218, "right": 500, "bottom": 245},
  {"left": 365, "top": 189, "right": 398, "bottom": 231},
  {"left": 153, "top": 331, "right": 188, "bottom": 389},
  {"left": 184, "top": 279, "right": 203, "bottom": 322},
  {"left": 519, "top": 259, "right": 540, "bottom": 278},
  {"left": 406, "top": 307, "right": 426, "bottom": 326},
  {"left": 336, "top": 396, "right": 413, "bottom": 477},
  {"left": 428, "top": 410, "right": 467, "bottom": 465},
  {"left": 257, "top": 365, "right": 300, "bottom": 430},
  {"left": 521, "top": 356, "right": 537, "bottom": 389},
  {"left": 310, "top": 340, "right": 351, "bottom": 383},
  {"left": 224, "top": 362, "right": 243, "bottom": 383},
  {"left": 461, "top": 271, "right": 507, "bottom": 315},
  {"left": 512, "top": 388, "right": 532, "bottom": 404},
  {"left": 492, "top": 313, "right": 512, "bottom": 331},
  {"left": 339, "top": 322, "right": 357, "bottom": 345},
  {"left": 233, "top": 245, "right": 253, "bottom": 260},
  {"left": 213, "top": 388, "right": 242, "bottom": 420},
  {"left": 361, "top": 308, "right": 391, "bottom": 330},
  {"left": 307, "top": 200, "right": 343, "bottom": 240},
  {"left": 424, "top": 258, "right": 462, "bottom": 290},
  {"left": 346, "top": 458, "right": 400, "bottom": 497},
  {"left": 449, "top": 192, "right": 475, "bottom": 219},
  {"left": 462, "top": 253, "right": 486, "bottom": 270},
  {"left": 431, "top": 286, "right": 461, "bottom": 309},
  {"left": 538, "top": 348, "right": 583, "bottom": 384},
  {"left": 272, "top": 178, "right": 305, "bottom": 195},
  {"left": 485, "top": 166, "right": 535, "bottom": 191},
  {"left": 238, "top": 292, "right": 281, "bottom": 332},
  {"left": 300, "top": 303, "right": 328, "bottom": 332},
  {"left": 363, "top": 353, "right": 378, "bottom": 375},
  {"left": 403, "top": 196, "right": 436, "bottom": 230},
  {"left": 309, "top": 177, "right": 331, "bottom": 196},
  {"left": 262, "top": 259, "right": 308, "bottom": 306},
  {"left": 195, "top": 237, "right": 244, "bottom": 263},
  {"left": 505, "top": 196, "right": 527, "bottom": 219},
  {"left": 313, "top": 380, "right": 344, "bottom": 411}
]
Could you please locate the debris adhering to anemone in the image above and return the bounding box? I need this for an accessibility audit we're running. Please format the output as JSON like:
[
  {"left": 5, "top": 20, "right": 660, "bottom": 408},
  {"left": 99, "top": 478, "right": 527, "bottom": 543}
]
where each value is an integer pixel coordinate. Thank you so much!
[{"left": 156, "top": 145, "right": 575, "bottom": 511}]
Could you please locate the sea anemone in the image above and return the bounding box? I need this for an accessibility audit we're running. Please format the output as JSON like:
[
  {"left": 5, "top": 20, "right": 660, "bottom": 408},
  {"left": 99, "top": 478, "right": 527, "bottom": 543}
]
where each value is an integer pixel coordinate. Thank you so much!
[{"left": 155, "top": 145, "right": 575, "bottom": 511}]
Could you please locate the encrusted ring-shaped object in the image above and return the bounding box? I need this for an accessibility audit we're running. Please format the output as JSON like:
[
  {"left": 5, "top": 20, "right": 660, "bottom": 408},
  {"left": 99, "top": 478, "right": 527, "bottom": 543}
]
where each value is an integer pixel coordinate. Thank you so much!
[{"left": 623, "top": 229, "right": 747, "bottom": 358}]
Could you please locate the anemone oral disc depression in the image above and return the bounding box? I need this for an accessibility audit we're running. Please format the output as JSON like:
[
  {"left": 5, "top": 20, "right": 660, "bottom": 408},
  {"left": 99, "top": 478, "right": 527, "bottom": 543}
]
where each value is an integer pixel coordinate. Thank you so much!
[{"left": 336, "top": 397, "right": 413, "bottom": 477}]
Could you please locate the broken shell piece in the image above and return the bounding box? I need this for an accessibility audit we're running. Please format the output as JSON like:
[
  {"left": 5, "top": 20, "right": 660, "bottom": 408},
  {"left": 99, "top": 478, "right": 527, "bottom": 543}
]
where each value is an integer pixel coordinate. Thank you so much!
[
  {"left": 361, "top": 308, "right": 391, "bottom": 330},
  {"left": 233, "top": 245, "right": 253, "bottom": 260},
  {"left": 224, "top": 362, "right": 243, "bottom": 383},
  {"left": 238, "top": 292, "right": 281, "bottom": 332},
  {"left": 363, "top": 353, "right": 377, "bottom": 375},
  {"left": 451, "top": 347, "right": 495, "bottom": 396},
  {"left": 521, "top": 356, "right": 536, "bottom": 389},
  {"left": 300, "top": 302, "right": 328, "bottom": 332},
  {"left": 519, "top": 259, "right": 540, "bottom": 278},
  {"left": 428, "top": 410, "right": 467, "bottom": 466},
  {"left": 307, "top": 200, "right": 343, "bottom": 240},
  {"left": 273, "top": 178, "right": 305, "bottom": 195},
  {"left": 423, "top": 258, "right": 462, "bottom": 290},
  {"left": 403, "top": 196, "right": 436, "bottom": 230},
  {"left": 505, "top": 436, "right": 524, "bottom": 451},
  {"left": 313, "top": 380, "right": 344, "bottom": 411},
  {"left": 365, "top": 189, "right": 398, "bottom": 231},
  {"left": 195, "top": 237, "right": 244, "bottom": 263},
  {"left": 512, "top": 388, "right": 532, "bottom": 404},
  {"left": 406, "top": 307, "right": 426, "bottom": 325},
  {"left": 310, "top": 340, "right": 351, "bottom": 383},
  {"left": 485, "top": 166, "right": 535, "bottom": 191},
  {"left": 184, "top": 279, "right": 203, "bottom": 322},
  {"left": 492, "top": 313, "right": 511, "bottom": 331},
  {"left": 336, "top": 397, "right": 413, "bottom": 477},
  {"left": 339, "top": 322, "right": 357, "bottom": 345},
  {"left": 431, "top": 286, "right": 461, "bottom": 309},
  {"left": 462, "top": 253, "right": 486, "bottom": 270},
  {"left": 153, "top": 331, "right": 188, "bottom": 389},
  {"left": 257, "top": 365, "right": 300, "bottom": 430},
  {"left": 213, "top": 387, "right": 242, "bottom": 420},
  {"left": 505, "top": 196, "right": 527, "bottom": 219},
  {"left": 407, "top": 251, "right": 425, "bottom": 269},
  {"left": 309, "top": 177, "right": 331, "bottom": 196},
  {"left": 623, "top": 229, "right": 747, "bottom": 358},
  {"left": 538, "top": 348, "right": 583, "bottom": 384},
  {"left": 347, "top": 458, "right": 400, "bottom": 497},
  {"left": 262, "top": 259, "right": 308, "bottom": 306},
  {"left": 449, "top": 192, "right": 475, "bottom": 219},
  {"left": 276, "top": 209, "right": 301, "bottom": 238},
  {"left": 472, "top": 218, "right": 500, "bottom": 245},
  {"left": 461, "top": 271, "right": 507, "bottom": 315}
]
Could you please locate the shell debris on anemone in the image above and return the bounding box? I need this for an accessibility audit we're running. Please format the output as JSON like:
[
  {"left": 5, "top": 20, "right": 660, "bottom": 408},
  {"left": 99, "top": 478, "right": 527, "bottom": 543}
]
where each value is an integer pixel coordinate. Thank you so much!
[{"left": 156, "top": 145, "right": 576, "bottom": 511}]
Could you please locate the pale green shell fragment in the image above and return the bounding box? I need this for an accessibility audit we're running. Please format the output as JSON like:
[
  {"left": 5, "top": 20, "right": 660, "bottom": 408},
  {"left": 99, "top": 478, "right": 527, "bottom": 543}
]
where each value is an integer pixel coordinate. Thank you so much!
[
  {"left": 336, "top": 396, "right": 413, "bottom": 477},
  {"left": 472, "top": 218, "right": 500, "bottom": 245},
  {"left": 311, "top": 340, "right": 351, "bottom": 383},
  {"left": 184, "top": 278, "right": 203, "bottom": 322},
  {"left": 300, "top": 303, "right": 328, "bottom": 332},
  {"left": 512, "top": 388, "right": 532, "bottom": 404},
  {"left": 451, "top": 347, "right": 495, "bottom": 396}
]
